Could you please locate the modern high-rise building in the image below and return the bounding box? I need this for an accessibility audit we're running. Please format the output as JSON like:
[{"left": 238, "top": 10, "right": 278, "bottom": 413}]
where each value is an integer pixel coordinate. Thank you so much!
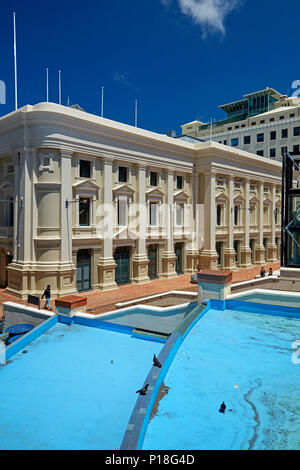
[{"left": 181, "top": 87, "right": 300, "bottom": 161}]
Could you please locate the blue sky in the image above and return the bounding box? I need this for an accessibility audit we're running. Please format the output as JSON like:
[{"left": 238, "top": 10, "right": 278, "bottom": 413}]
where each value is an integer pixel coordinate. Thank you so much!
[{"left": 0, "top": 0, "right": 299, "bottom": 134}]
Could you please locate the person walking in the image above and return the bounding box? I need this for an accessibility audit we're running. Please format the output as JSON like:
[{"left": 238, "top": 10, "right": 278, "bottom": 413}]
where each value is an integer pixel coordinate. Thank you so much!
[{"left": 41, "top": 284, "right": 51, "bottom": 310}]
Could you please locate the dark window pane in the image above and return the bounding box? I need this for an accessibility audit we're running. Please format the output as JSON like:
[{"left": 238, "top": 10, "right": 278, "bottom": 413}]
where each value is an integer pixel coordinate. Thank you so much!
[
  {"left": 150, "top": 171, "right": 157, "bottom": 187},
  {"left": 118, "top": 166, "right": 128, "bottom": 183},
  {"left": 257, "top": 133, "right": 264, "bottom": 142},
  {"left": 176, "top": 175, "right": 183, "bottom": 189},
  {"left": 79, "top": 198, "right": 90, "bottom": 226},
  {"left": 294, "top": 127, "right": 300, "bottom": 136},
  {"left": 80, "top": 160, "right": 91, "bottom": 178}
]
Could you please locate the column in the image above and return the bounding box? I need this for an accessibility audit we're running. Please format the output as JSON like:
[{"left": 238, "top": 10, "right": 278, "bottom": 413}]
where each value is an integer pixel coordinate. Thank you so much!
[
  {"left": 162, "top": 169, "right": 177, "bottom": 278},
  {"left": 60, "top": 150, "right": 73, "bottom": 267},
  {"left": 255, "top": 180, "right": 266, "bottom": 265},
  {"left": 12, "top": 151, "right": 20, "bottom": 263},
  {"left": 240, "top": 178, "right": 252, "bottom": 267},
  {"left": 224, "top": 175, "right": 236, "bottom": 270},
  {"left": 56, "top": 150, "right": 77, "bottom": 295},
  {"left": 267, "top": 183, "right": 278, "bottom": 262},
  {"left": 98, "top": 158, "right": 117, "bottom": 290},
  {"left": 186, "top": 172, "right": 200, "bottom": 272},
  {"left": 199, "top": 171, "right": 219, "bottom": 270},
  {"left": 6, "top": 147, "right": 32, "bottom": 298},
  {"left": 132, "top": 164, "right": 150, "bottom": 284}
]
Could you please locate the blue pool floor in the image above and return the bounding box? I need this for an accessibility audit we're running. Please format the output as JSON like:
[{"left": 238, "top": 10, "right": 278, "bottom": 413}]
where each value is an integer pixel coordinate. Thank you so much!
[
  {"left": 0, "top": 322, "right": 162, "bottom": 450},
  {"left": 142, "top": 308, "right": 300, "bottom": 450}
]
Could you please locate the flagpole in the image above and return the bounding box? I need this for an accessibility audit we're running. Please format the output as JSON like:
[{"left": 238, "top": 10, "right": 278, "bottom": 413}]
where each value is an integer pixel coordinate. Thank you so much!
[
  {"left": 135, "top": 99, "right": 138, "bottom": 127},
  {"left": 101, "top": 86, "right": 104, "bottom": 117},
  {"left": 13, "top": 12, "right": 18, "bottom": 110},
  {"left": 46, "top": 67, "right": 49, "bottom": 102}
]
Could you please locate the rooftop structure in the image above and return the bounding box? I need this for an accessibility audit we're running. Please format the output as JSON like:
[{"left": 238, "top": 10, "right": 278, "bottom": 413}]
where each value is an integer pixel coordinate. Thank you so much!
[{"left": 181, "top": 88, "right": 300, "bottom": 162}]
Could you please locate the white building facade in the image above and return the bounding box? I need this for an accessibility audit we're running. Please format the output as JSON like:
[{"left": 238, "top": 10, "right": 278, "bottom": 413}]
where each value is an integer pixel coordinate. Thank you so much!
[
  {"left": 0, "top": 103, "right": 282, "bottom": 298},
  {"left": 181, "top": 88, "right": 300, "bottom": 162}
]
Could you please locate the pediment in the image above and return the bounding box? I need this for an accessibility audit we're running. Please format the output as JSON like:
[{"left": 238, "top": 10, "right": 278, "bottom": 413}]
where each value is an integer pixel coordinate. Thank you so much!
[
  {"left": 113, "top": 227, "right": 138, "bottom": 240},
  {"left": 173, "top": 190, "right": 189, "bottom": 200},
  {"left": 215, "top": 191, "right": 227, "bottom": 201},
  {"left": 146, "top": 187, "right": 164, "bottom": 197},
  {"left": 73, "top": 179, "right": 100, "bottom": 190},
  {"left": 249, "top": 195, "right": 259, "bottom": 204},
  {"left": 263, "top": 197, "right": 272, "bottom": 205},
  {"left": 234, "top": 194, "right": 244, "bottom": 203},
  {"left": 113, "top": 183, "right": 135, "bottom": 195}
]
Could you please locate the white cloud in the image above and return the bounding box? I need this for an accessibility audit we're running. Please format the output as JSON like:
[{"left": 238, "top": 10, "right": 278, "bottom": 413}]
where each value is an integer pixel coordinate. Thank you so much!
[
  {"left": 161, "top": 0, "right": 242, "bottom": 36},
  {"left": 113, "top": 72, "right": 131, "bottom": 87}
]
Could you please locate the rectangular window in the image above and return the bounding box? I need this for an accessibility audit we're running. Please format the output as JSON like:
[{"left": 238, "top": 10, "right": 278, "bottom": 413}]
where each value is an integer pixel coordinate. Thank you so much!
[
  {"left": 175, "top": 204, "right": 184, "bottom": 226},
  {"left": 149, "top": 202, "right": 158, "bottom": 226},
  {"left": 223, "top": 140, "right": 227, "bottom": 145},
  {"left": 281, "top": 128, "right": 288, "bottom": 138},
  {"left": 231, "top": 138, "right": 239, "bottom": 147},
  {"left": 293, "top": 145, "right": 300, "bottom": 154},
  {"left": 270, "top": 117, "right": 274, "bottom": 122},
  {"left": 290, "top": 113, "right": 295, "bottom": 118},
  {"left": 150, "top": 171, "right": 158, "bottom": 187},
  {"left": 117, "top": 197, "right": 127, "bottom": 226},
  {"left": 216, "top": 205, "right": 222, "bottom": 226},
  {"left": 260, "top": 119, "right": 265, "bottom": 124},
  {"left": 176, "top": 175, "right": 183, "bottom": 190},
  {"left": 244, "top": 136, "right": 251, "bottom": 145},
  {"left": 256, "top": 150, "right": 264, "bottom": 157},
  {"left": 228, "top": 127, "right": 232, "bottom": 131},
  {"left": 79, "top": 198, "right": 90, "bottom": 226},
  {"left": 269, "top": 148, "right": 276, "bottom": 158},
  {"left": 279, "top": 115, "right": 284, "bottom": 120},
  {"left": 257, "top": 133, "right": 264, "bottom": 142},
  {"left": 294, "top": 126, "right": 300, "bottom": 136},
  {"left": 234, "top": 206, "right": 239, "bottom": 226},
  {"left": 270, "top": 130, "right": 276, "bottom": 140},
  {"left": 79, "top": 160, "right": 91, "bottom": 178},
  {"left": 118, "top": 166, "right": 128, "bottom": 183},
  {"left": 251, "top": 122, "right": 256, "bottom": 126}
]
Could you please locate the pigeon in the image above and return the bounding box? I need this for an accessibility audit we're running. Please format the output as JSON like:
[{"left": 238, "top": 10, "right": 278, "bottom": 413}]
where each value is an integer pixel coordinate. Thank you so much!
[
  {"left": 136, "top": 384, "right": 149, "bottom": 395},
  {"left": 153, "top": 354, "right": 162, "bottom": 368},
  {"left": 219, "top": 401, "right": 226, "bottom": 414}
]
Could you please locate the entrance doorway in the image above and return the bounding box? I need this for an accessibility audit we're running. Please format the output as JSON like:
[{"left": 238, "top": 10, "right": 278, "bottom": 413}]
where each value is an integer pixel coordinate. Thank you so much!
[
  {"left": 175, "top": 243, "right": 184, "bottom": 275},
  {"left": 76, "top": 249, "right": 91, "bottom": 292},
  {"left": 114, "top": 246, "right": 130, "bottom": 285},
  {"left": 148, "top": 244, "right": 158, "bottom": 280}
]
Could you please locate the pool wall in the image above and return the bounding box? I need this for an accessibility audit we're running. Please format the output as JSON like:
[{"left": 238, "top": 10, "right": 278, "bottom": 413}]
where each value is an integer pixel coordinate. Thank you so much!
[
  {"left": 226, "top": 299, "right": 300, "bottom": 318},
  {"left": 120, "top": 301, "right": 219, "bottom": 450},
  {"left": 1, "top": 315, "right": 58, "bottom": 365}
]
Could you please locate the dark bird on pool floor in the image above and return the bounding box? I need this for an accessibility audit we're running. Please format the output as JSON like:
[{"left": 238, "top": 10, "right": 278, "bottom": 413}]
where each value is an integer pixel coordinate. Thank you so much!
[
  {"left": 219, "top": 401, "right": 226, "bottom": 414},
  {"left": 136, "top": 384, "right": 149, "bottom": 395},
  {"left": 153, "top": 354, "right": 162, "bottom": 368}
]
